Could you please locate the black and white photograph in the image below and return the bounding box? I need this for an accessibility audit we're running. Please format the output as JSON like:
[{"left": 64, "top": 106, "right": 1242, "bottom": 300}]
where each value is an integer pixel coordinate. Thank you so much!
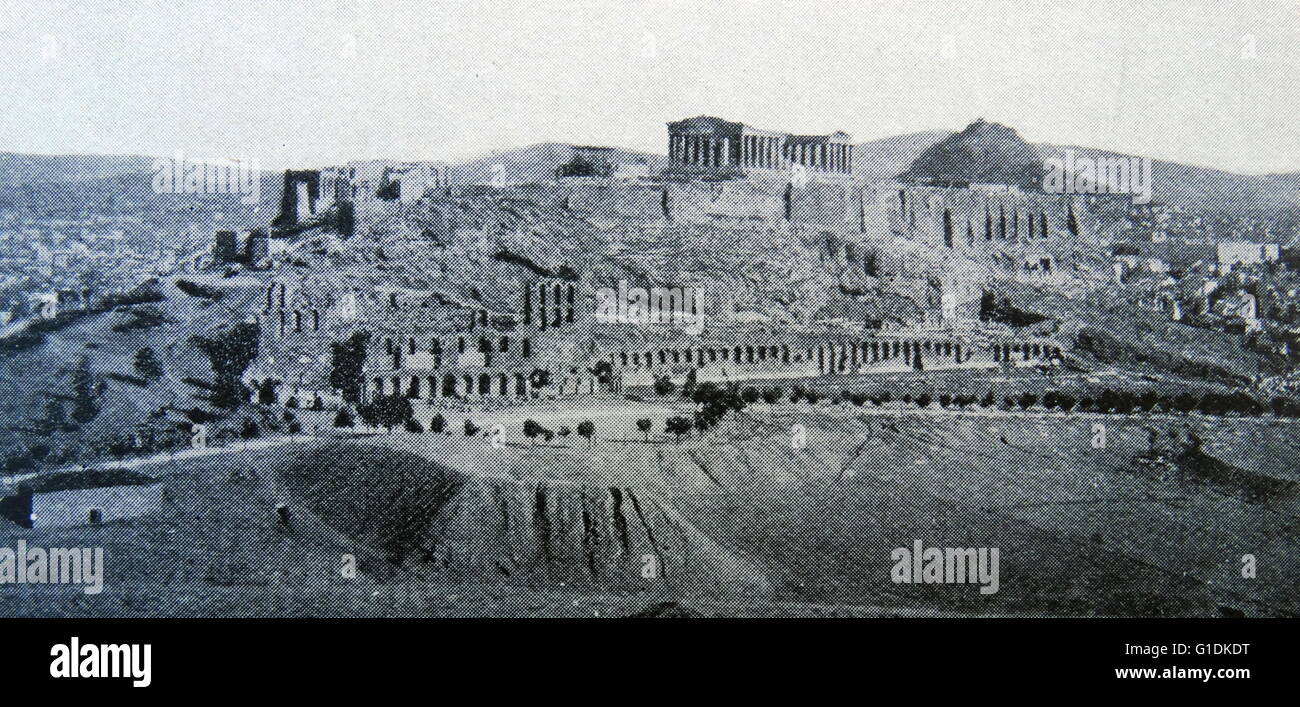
[{"left": 0, "top": 0, "right": 1294, "bottom": 690}]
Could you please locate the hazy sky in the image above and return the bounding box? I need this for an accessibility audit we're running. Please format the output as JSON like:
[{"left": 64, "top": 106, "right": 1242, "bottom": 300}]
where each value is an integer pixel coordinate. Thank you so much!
[{"left": 4, "top": 0, "right": 1299, "bottom": 173}]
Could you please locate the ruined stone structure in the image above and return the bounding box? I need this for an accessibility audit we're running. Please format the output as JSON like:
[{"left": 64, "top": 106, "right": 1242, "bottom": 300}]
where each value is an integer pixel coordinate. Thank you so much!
[
  {"left": 610, "top": 330, "right": 1063, "bottom": 390},
  {"left": 667, "top": 115, "right": 852, "bottom": 176},
  {"left": 239, "top": 150, "right": 1095, "bottom": 409}
]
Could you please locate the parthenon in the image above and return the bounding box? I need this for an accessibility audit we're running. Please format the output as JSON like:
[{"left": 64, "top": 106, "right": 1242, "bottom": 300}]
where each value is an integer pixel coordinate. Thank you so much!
[{"left": 667, "top": 115, "right": 853, "bottom": 174}]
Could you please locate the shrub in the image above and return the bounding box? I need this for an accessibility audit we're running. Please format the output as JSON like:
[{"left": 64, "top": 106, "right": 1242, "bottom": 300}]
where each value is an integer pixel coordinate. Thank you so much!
[
  {"left": 429, "top": 414, "right": 446, "bottom": 433},
  {"left": 334, "top": 408, "right": 355, "bottom": 428},
  {"left": 133, "top": 347, "right": 163, "bottom": 379},
  {"left": 665, "top": 416, "right": 693, "bottom": 443},
  {"left": 653, "top": 376, "right": 676, "bottom": 396}
]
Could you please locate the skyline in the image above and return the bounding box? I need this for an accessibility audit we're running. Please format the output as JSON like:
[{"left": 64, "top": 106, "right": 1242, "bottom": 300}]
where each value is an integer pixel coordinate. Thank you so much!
[{"left": 3, "top": 0, "right": 1299, "bottom": 174}]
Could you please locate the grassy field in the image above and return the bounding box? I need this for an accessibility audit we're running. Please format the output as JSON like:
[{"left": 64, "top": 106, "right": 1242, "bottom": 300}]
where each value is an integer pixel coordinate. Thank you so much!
[{"left": 4, "top": 398, "right": 1297, "bottom": 617}]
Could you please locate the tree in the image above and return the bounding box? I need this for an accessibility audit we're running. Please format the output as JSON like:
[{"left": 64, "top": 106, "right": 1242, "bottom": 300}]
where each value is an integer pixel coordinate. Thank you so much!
[
  {"left": 741, "top": 386, "right": 761, "bottom": 404},
  {"left": 429, "top": 413, "right": 446, "bottom": 433},
  {"left": 464, "top": 420, "right": 480, "bottom": 436},
  {"left": 589, "top": 360, "right": 614, "bottom": 390},
  {"left": 134, "top": 347, "right": 163, "bottom": 380},
  {"left": 762, "top": 387, "right": 784, "bottom": 404},
  {"left": 1018, "top": 392, "right": 1037, "bottom": 410},
  {"left": 636, "top": 418, "right": 652, "bottom": 442},
  {"left": 980, "top": 391, "right": 995, "bottom": 408},
  {"left": 357, "top": 394, "right": 414, "bottom": 431},
  {"left": 577, "top": 420, "right": 595, "bottom": 445},
  {"left": 328, "top": 331, "right": 371, "bottom": 405},
  {"left": 680, "top": 369, "right": 697, "bottom": 398},
  {"left": 665, "top": 416, "right": 692, "bottom": 444},
  {"left": 192, "top": 321, "right": 260, "bottom": 409},
  {"left": 333, "top": 408, "right": 355, "bottom": 427},
  {"left": 915, "top": 393, "right": 932, "bottom": 408},
  {"left": 36, "top": 399, "right": 69, "bottom": 435},
  {"left": 70, "top": 356, "right": 99, "bottom": 423},
  {"left": 524, "top": 419, "right": 546, "bottom": 445},
  {"left": 240, "top": 417, "right": 260, "bottom": 439},
  {"left": 653, "top": 375, "right": 676, "bottom": 397},
  {"left": 256, "top": 378, "right": 280, "bottom": 405},
  {"left": 404, "top": 418, "right": 424, "bottom": 433}
]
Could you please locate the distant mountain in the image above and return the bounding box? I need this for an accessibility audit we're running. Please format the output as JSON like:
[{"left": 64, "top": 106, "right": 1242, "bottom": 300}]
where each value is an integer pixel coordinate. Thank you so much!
[
  {"left": 888, "top": 120, "right": 1300, "bottom": 224},
  {"left": 446, "top": 143, "right": 666, "bottom": 186},
  {"left": 851, "top": 130, "right": 953, "bottom": 182},
  {"left": 1036, "top": 143, "right": 1300, "bottom": 221},
  {"left": 897, "top": 119, "right": 1043, "bottom": 189},
  {"left": 0, "top": 152, "right": 157, "bottom": 186}
]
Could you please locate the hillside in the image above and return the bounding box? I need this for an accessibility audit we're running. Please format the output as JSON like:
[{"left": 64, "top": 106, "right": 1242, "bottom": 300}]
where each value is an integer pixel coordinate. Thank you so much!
[
  {"left": 6, "top": 405, "right": 1297, "bottom": 617},
  {"left": 898, "top": 119, "right": 1044, "bottom": 189}
]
